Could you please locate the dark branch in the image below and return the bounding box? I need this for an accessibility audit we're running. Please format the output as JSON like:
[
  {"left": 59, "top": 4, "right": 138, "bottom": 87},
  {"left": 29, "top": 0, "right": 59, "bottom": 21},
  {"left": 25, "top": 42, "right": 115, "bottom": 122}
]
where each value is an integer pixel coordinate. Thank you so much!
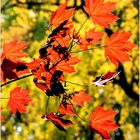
[
  {"left": 114, "top": 64, "right": 139, "bottom": 101},
  {"left": 1, "top": 0, "right": 10, "bottom": 11}
]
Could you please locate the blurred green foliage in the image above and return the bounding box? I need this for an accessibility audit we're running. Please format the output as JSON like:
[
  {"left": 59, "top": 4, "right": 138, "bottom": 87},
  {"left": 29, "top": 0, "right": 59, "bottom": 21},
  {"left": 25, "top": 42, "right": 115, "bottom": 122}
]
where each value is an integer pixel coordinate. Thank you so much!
[{"left": 1, "top": 0, "right": 139, "bottom": 140}]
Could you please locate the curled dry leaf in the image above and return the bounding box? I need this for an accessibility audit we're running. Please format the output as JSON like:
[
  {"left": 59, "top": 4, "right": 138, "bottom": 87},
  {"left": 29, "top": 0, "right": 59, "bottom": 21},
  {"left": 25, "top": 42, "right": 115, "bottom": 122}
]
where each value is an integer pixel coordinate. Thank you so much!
[{"left": 93, "top": 71, "right": 121, "bottom": 86}]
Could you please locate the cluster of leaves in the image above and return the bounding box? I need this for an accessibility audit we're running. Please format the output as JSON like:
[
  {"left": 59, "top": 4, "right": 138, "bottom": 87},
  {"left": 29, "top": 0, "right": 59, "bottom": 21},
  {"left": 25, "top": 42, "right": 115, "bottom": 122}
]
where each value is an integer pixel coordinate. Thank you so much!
[{"left": 1, "top": 0, "right": 135, "bottom": 139}]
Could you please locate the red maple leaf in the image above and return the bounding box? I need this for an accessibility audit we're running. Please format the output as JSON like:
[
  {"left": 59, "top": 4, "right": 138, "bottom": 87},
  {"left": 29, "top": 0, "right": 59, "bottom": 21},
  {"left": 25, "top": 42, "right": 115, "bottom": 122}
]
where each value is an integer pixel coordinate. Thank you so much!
[
  {"left": 105, "top": 31, "right": 135, "bottom": 66},
  {"left": 79, "top": 29, "right": 104, "bottom": 50},
  {"left": 27, "top": 59, "right": 44, "bottom": 70},
  {"left": 41, "top": 112, "right": 73, "bottom": 132},
  {"left": 53, "top": 34, "right": 71, "bottom": 47},
  {"left": 50, "top": 3, "right": 74, "bottom": 27},
  {"left": 33, "top": 69, "right": 64, "bottom": 96},
  {"left": 90, "top": 106, "right": 119, "bottom": 139},
  {"left": 1, "top": 40, "right": 28, "bottom": 63},
  {"left": 27, "top": 59, "right": 48, "bottom": 80},
  {"left": 33, "top": 77, "right": 49, "bottom": 92},
  {"left": 0, "top": 40, "right": 29, "bottom": 82},
  {"left": 59, "top": 103, "right": 75, "bottom": 116},
  {"left": 84, "top": 0, "right": 119, "bottom": 28},
  {"left": 72, "top": 90, "right": 92, "bottom": 106},
  {"left": 7, "top": 87, "right": 32, "bottom": 114},
  {"left": 1, "top": 59, "right": 29, "bottom": 83},
  {"left": 47, "top": 48, "right": 59, "bottom": 63},
  {"left": 50, "top": 20, "right": 73, "bottom": 47},
  {"left": 33, "top": 69, "right": 53, "bottom": 92},
  {"left": 102, "top": 71, "right": 116, "bottom": 79},
  {"left": 1, "top": 59, "right": 19, "bottom": 83}
]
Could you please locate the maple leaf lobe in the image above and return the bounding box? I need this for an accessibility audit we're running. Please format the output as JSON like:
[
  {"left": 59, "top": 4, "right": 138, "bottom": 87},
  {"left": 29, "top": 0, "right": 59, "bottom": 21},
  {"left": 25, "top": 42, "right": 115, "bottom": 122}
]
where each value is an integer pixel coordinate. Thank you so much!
[
  {"left": 72, "top": 90, "right": 92, "bottom": 106},
  {"left": 1, "top": 40, "right": 28, "bottom": 63},
  {"left": 59, "top": 103, "right": 75, "bottom": 116},
  {"left": 7, "top": 87, "right": 31, "bottom": 114},
  {"left": 84, "top": 0, "right": 119, "bottom": 28},
  {"left": 50, "top": 3, "right": 74, "bottom": 27},
  {"left": 90, "top": 106, "right": 119, "bottom": 139},
  {"left": 105, "top": 31, "right": 135, "bottom": 66}
]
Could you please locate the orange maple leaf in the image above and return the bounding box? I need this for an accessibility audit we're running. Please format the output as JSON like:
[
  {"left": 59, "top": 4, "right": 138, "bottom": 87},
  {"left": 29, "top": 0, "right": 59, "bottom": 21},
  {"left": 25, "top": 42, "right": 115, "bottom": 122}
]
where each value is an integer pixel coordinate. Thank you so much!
[
  {"left": 84, "top": 0, "right": 119, "bottom": 28},
  {"left": 105, "top": 31, "right": 135, "bottom": 66},
  {"left": 72, "top": 90, "right": 92, "bottom": 106},
  {"left": 56, "top": 57, "right": 80, "bottom": 73},
  {"left": 7, "top": 87, "right": 31, "bottom": 114},
  {"left": 53, "top": 34, "right": 71, "bottom": 47},
  {"left": 1, "top": 40, "right": 28, "bottom": 63},
  {"left": 50, "top": 3, "right": 74, "bottom": 27},
  {"left": 90, "top": 106, "right": 119, "bottom": 139},
  {"left": 59, "top": 103, "right": 75, "bottom": 116},
  {"left": 50, "top": 20, "right": 73, "bottom": 47},
  {"left": 79, "top": 29, "right": 104, "bottom": 50}
]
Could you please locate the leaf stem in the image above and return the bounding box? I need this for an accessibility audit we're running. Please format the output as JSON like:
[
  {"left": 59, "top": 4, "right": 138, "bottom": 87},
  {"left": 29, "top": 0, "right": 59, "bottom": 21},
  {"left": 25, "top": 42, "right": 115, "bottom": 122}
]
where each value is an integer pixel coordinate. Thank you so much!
[
  {"left": 70, "top": 48, "right": 96, "bottom": 53},
  {"left": 69, "top": 99, "right": 90, "bottom": 123},
  {"left": 68, "top": 18, "right": 88, "bottom": 52},
  {"left": 70, "top": 45, "right": 103, "bottom": 53},
  {"left": 0, "top": 97, "right": 9, "bottom": 99},
  {"left": 1, "top": 75, "right": 90, "bottom": 88},
  {"left": 64, "top": 80, "right": 89, "bottom": 87},
  {"left": 77, "top": 18, "right": 88, "bottom": 35},
  {"left": 45, "top": 96, "right": 50, "bottom": 114}
]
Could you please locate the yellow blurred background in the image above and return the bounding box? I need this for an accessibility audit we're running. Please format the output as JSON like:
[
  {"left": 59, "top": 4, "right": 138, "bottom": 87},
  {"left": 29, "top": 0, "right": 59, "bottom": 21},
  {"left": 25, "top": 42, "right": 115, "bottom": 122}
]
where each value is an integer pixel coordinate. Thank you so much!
[{"left": 1, "top": 0, "right": 139, "bottom": 140}]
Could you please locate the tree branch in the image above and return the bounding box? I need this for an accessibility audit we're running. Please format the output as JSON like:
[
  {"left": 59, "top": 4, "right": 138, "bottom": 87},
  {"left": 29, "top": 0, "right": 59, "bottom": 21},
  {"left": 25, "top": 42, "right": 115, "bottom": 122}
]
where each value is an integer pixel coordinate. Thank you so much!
[
  {"left": 114, "top": 64, "right": 139, "bottom": 101},
  {"left": 1, "top": 0, "right": 10, "bottom": 11}
]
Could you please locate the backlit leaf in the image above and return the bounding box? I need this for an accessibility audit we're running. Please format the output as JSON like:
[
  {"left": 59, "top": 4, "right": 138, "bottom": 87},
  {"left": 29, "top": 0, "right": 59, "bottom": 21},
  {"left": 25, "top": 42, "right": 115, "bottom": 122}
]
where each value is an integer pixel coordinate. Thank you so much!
[
  {"left": 105, "top": 31, "right": 135, "bottom": 66},
  {"left": 90, "top": 106, "right": 119, "bottom": 139},
  {"left": 84, "top": 0, "right": 119, "bottom": 28},
  {"left": 7, "top": 87, "right": 31, "bottom": 114},
  {"left": 50, "top": 3, "right": 74, "bottom": 27}
]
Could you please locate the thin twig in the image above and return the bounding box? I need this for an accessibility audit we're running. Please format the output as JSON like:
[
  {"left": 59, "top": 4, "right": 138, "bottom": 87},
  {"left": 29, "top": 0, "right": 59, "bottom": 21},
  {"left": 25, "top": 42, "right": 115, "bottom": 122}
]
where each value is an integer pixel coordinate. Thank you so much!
[
  {"left": 64, "top": 80, "right": 89, "bottom": 87},
  {"left": 76, "top": 18, "right": 88, "bottom": 35},
  {"left": 45, "top": 96, "right": 50, "bottom": 114},
  {"left": 69, "top": 99, "right": 90, "bottom": 123},
  {"left": 1, "top": 0, "right": 10, "bottom": 11},
  {"left": 0, "top": 74, "right": 33, "bottom": 87},
  {"left": 70, "top": 48, "right": 97, "bottom": 53},
  {"left": 0, "top": 98, "right": 9, "bottom": 99},
  {"left": 70, "top": 44, "right": 103, "bottom": 53},
  {"left": 68, "top": 18, "right": 88, "bottom": 52}
]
